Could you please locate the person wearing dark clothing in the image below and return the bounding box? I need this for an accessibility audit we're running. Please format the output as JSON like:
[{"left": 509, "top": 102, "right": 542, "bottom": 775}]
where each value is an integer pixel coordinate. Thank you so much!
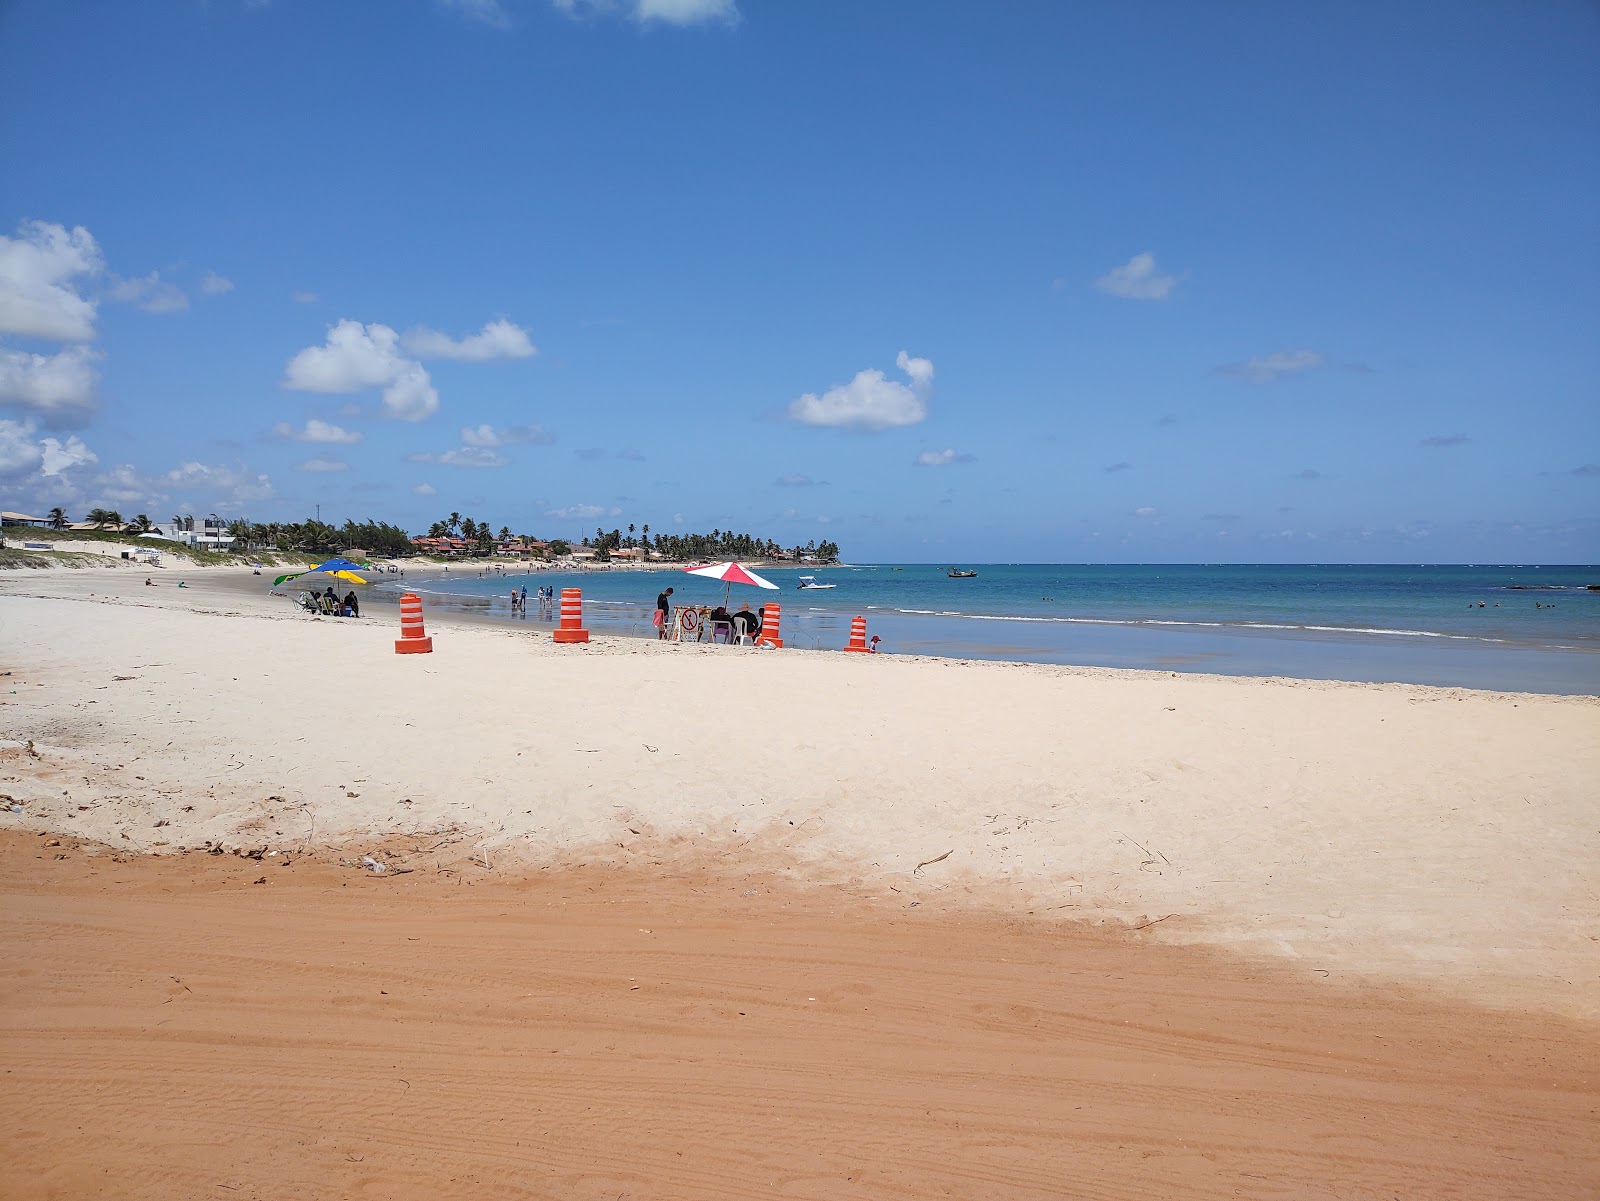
[
  {"left": 344, "top": 591, "right": 360, "bottom": 618},
  {"left": 709, "top": 605, "right": 732, "bottom": 642},
  {"left": 733, "top": 605, "right": 758, "bottom": 638},
  {"left": 655, "top": 586, "right": 674, "bottom": 639}
]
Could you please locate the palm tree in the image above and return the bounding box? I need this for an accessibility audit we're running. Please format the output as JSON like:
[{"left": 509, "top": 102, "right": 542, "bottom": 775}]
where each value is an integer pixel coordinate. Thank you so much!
[
  {"left": 47, "top": 507, "right": 67, "bottom": 529},
  {"left": 498, "top": 525, "right": 510, "bottom": 542},
  {"left": 461, "top": 517, "right": 477, "bottom": 541},
  {"left": 85, "top": 508, "right": 120, "bottom": 530},
  {"left": 447, "top": 511, "right": 462, "bottom": 535},
  {"left": 125, "top": 514, "right": 153, "bottom": 534}
]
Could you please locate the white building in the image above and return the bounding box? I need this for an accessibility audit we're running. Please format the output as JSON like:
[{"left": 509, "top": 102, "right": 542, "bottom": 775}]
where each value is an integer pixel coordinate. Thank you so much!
[{"left": 148, "top": 515, "right": 236, "bottom": 551}]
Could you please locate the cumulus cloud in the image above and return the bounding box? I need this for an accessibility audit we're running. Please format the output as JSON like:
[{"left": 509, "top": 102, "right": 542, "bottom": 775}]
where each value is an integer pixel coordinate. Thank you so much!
[
  {"left": 0, "top": 419, "right": 98, "bottom": 486},
  {"left": 413, "top": 482, "right": 437, "bottom": 496},
  {"left": 1215, "top": 349, "right": 1324, "bottom": 384},
  {"left": 1133, "top": 506, "right": 1158, "bottom": 517},
  {"left": 0, "top": 220, "right": 103, "bottom": 341},
  {"left": 272, "top": 418, "right": 362, "bottom": 444},
  {"left": 298, "top": 458, "right": 349, "bottom": 472},
  {"left": 459, "top": 422, "right": 553, "bottom": 447},
  {"left": 553, "top": 0, "right": 738, "bottom": 25},
  {"left": 789, "top": 350, "right": 932, "bottom": 431},
  {"left": 0, "top": 345, "right": 99, "bottom": 421},
  {"left": 283, "top": 320, "right": 439, "bottom": 422},
  {"left": 1095, "top": 252, "right": 1177, "bottom": 301},
  {"left": 443, "top": 0, "right": 512, "bottom": 27},
  {"left": 544, "top": 502, "right": 622, "bottom": 520},
  {"left": 1420, "top": 434, "right": 1471, "bottom": 448},
  {"left": 200, "top": 271, "right": 234, "bottom": 295},
  {"left": 407, "top": 446, "right": 509, "bottom": 468},
  {"left": 776, "top": 473, "right": 825, "bottom": 487},
  {"left": 402, "top": 319, "right": 536, "bottom": 362},
  {"left": 1104, "top": 461, "right": 1133, "bottom": 473},
  {"left": 162, "top": 461, "right": 276, "bottom": 507},
  {"left": 913, "top": 448, "right": 974, "bottom": 467},
  {"left": 109, "top": 271, "right": 189, "bottom": 314}
]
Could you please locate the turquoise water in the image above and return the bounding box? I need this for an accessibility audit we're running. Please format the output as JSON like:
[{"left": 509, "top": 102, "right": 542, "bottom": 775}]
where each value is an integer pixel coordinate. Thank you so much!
[{"left": 377, "top": 563, "right": 1600, "bottom": 694}]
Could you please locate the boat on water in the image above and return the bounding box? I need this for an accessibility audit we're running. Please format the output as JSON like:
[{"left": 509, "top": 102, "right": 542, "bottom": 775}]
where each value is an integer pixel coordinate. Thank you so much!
[
  {"left": 796, "top": 575, "right": 836, "bottom": 590},
  {"left": 947, "top": 568, "right": 978, "bottom": 578}
]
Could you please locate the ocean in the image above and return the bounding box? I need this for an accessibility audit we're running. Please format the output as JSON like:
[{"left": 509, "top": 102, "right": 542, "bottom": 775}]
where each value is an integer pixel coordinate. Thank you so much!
[{"left": 376, "top": 563, "right": 1600, "bottom": 695}]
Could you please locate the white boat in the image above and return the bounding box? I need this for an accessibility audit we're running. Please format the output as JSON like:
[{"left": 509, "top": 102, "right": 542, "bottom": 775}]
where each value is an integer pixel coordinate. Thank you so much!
[{"left": 797, "top": 575, "right": 836, "bottom": 590}]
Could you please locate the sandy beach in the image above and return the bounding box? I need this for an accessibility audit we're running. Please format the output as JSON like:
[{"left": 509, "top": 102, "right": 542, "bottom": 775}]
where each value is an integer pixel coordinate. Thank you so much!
[{"left": 2, "top": 565, "right": 1598, "bottom": 1198}]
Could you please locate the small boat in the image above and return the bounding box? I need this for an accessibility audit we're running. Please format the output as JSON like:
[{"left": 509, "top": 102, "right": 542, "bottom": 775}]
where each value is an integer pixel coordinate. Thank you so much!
[
  {"left": 947, "top": 568, "right": 977, "bottom": 578},
  {"left": 797, "top": 575, "right": 836, "bottom": 590}
]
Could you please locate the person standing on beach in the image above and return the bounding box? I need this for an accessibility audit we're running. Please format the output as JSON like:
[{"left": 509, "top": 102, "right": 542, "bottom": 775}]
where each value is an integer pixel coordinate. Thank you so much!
[{"left": 655, "top": 586, "right": 674, "bottom": 639}]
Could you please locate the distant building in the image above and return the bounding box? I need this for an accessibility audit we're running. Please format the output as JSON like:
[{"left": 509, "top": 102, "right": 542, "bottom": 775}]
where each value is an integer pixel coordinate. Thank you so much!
[
  {"left": 0, "top": 511, "right": 50, "bottom": 528},
  {"left": 148, "top": 516, "right": 236, "bottom": 551}
]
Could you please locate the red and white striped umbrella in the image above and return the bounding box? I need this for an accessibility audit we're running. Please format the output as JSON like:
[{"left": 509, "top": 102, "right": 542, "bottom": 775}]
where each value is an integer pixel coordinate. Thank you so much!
[{"left": 683, "top": 560, "right": 779, "bottom": 604}]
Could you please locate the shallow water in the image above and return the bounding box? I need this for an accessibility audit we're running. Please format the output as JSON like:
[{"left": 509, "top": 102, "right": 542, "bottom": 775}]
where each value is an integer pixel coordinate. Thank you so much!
[{"left": 375, "top": 563, "right": 1600, "bottom": 694}]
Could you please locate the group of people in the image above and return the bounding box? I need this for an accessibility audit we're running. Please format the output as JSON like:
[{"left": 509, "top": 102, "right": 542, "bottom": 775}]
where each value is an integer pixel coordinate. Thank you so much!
[
  {"left": 653, "top": 586, "right": 764, "bottom": 643},
  {"left": 298, "top": 586, "right": 360, "bottom": 617},
  {"left": 511, "top": 585, "right": 555, "bottom": 616}
]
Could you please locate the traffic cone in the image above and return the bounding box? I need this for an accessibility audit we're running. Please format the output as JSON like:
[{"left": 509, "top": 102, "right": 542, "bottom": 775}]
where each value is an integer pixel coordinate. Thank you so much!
[
  {"left": 552, "top": 586, "right": 590, "bottom": 644},
  {"left": 755, "top": 601, "right": 783, "bottom": 648},
  {"left": 842, "top": 614, "right": 869, "bottom": 652},
  {"left": 394, "top": 593, "right": 433, "bottom": 654}
]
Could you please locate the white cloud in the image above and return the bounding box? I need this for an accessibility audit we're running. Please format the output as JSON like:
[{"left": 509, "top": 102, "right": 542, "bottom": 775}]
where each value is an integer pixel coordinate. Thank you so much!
[
  {"left": 283, "top": 320, "right": 439, "bottom": 422},
  {"left": 444, "top": 0, "right": 512, "bottom": 28},
  {"left": 200, "top": 271, "right": 234, "bottom": 295},
  {"left": 459, "top": 421, "right": 553, "bottom": 447},
  {"left": 299, "top": 458, "right": 349, "bottom": 472},
  {"left": 109, "top": 270, "right": 189, "bottom": 314},
  {"left": 553, "top": 0, "right": 739, "bottom": 25},
  {"left": 1134, "top": 506, "right": 1158, "bottom": 517},
  {"left": 544, "top": 502, "right": 622, "bottom": 520},
  {"left": 402, "top": 318, "right": 536, "bottom": 362},
  {"left": 913, "top": 448, "right": 974, "bottom": 467},
  {"left": 0, "top": 344, "right": 99, "bottom": 420},
  {"left": 788, "top": 350, "right": 932, "bottom": 430},
  {"left": 1095, "top": 252, "right": 1177, "bottom": 301},
  {"left": 162, "top": 461, "right": 277, "bottom": 508},
  {"left": 272, "top": 418, "right": 362, "bottom": 444},
  {"left": 412, "top": 482, "right": 437, "bottom": 496},
  {"left": 292, "top": 290, "right": 319, "bottom": 304},
  {"left": 776, "top": 473, "right": 823, "bottom": 487},
  {"left": 407, "top": 446, "right": 508, "bottom": 468},
  {"left": 635, "top": 0, "right": 737, "bottom": 23},
  {"left": 1216, "top": 349, "right": 1324, "bottom": 384},
  {"left": 0, "top": 220, "right": 103, "bottom": 341},
  {"left": 0, "top": 419, "right": 98, "bottom": 486}
]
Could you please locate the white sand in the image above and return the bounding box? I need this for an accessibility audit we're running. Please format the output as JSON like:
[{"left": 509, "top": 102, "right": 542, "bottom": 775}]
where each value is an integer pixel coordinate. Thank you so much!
[{"left": 2, "top": 567, "right": 1596, "bottom": 1018}]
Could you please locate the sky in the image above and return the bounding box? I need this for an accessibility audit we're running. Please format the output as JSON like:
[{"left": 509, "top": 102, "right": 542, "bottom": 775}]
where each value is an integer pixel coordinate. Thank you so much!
[{"left": 1, "top": 0, "right": 1596, "bottom": 563}]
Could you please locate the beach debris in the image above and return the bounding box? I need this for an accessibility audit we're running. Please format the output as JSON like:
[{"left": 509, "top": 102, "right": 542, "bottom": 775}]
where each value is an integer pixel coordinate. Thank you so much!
[
  {"left": 360, "top": 855, "right": 388, "bottom": 874},
  {"left": 914, "top": 849, "right": 954, "bottom": 874}
]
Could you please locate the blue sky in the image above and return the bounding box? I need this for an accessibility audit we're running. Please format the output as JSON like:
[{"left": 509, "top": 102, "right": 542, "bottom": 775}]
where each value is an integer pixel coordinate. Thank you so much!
[{"left": 1, "top": 0, "right": 1596, "bottom": 562}]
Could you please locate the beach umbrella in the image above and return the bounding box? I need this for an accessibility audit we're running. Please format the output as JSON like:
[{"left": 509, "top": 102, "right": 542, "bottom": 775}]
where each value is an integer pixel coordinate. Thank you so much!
[
  {"left": 272, "top": 556, "right": 370, "bottom": 588},
  {"left": 683, "top": 560, "right": 778, "bottom": 606}
]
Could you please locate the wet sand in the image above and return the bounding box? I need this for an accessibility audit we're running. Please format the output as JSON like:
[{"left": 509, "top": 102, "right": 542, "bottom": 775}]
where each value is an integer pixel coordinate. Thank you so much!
[{"left": 2, "top": 830, "right": 1596, "bottom": 1201}]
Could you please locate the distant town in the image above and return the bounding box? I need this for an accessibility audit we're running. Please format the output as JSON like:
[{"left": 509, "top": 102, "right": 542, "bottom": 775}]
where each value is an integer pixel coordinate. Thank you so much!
[{"left": 0, "top": 508, "right": 842, "bottom": 565}]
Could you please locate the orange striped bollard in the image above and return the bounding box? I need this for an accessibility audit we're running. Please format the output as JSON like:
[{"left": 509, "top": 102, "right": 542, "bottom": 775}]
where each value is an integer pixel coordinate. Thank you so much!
[
  {"left": 842, "top": 614, "right": 869, "bottom": 652},
  {"left": 394, "top": 593, "right": 433, "bottom": 654},
  {"left": 755, "top": 601, "right": 783, "bottom": 648},
  {"left": 552, "top": 586, "right": 590, "bottom": 644}
]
